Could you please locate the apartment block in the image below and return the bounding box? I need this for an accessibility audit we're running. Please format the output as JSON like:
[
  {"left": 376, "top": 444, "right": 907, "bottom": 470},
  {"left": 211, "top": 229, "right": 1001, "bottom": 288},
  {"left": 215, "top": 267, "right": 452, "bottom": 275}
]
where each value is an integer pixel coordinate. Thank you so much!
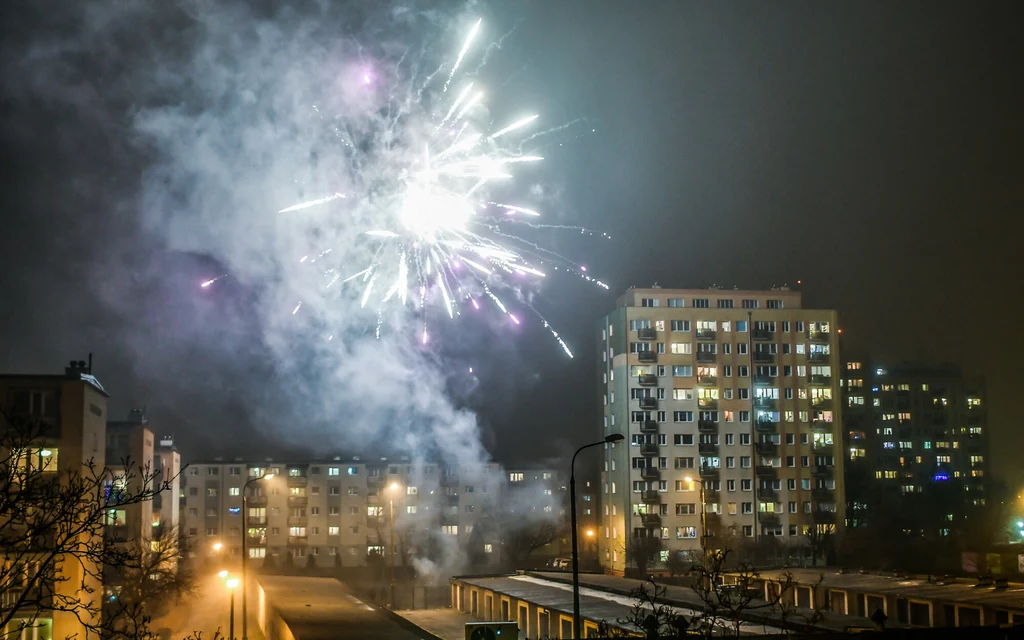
[
  {"left": 842, "top": 359, "right": 988, "bottom": 529},
  {"left": 597, "top": 287, "right": 844, "bottom": 574},
  {"left": 0, "top": 360, "right": 109, "bottom": 640},
  {"left": 181, "top": 458, "right": 508, "bottom": 570}
]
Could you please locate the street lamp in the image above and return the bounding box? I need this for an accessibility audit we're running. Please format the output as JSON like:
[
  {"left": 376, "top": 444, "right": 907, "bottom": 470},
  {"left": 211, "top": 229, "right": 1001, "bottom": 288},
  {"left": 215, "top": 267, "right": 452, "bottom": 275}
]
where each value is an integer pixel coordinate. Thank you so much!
[
  {"left": 387, "top": 482, "right": 401, "bottom": 608},
  {"left": 241, "top": 471, "right": 273, "bottom": 640},
  {"left": 572, "top": 433, "right": 624, "bottom": 639},
  {"left": 226, "top": 577, "right": 239, "bottom": 640},
  {"left": 213, "top": 541, "right": 223, "bottom": 553},
  {"left": 218, "top": 569, "right": 228, "bottom": 579}
]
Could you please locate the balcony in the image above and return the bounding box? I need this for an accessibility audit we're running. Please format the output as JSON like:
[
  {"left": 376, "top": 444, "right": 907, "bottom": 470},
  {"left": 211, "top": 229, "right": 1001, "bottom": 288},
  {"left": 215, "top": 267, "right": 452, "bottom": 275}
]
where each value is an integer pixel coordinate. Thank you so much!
[
  {"left": 639, "top": 397, "right": 658, "bottom": 410},
  {"left": 813, "top": 442, "right": 834, "bottom": 454},
  {"left": 753, "top": 351, "right": 776, "bottom": 364},
  {"left": 760, "top": 513, "right": 781, "bottom": 527},
  {"left": 807, "top": 330, "right": 829, "bottom": 342},
  {"left": 440, "top": 474, "right": 459, "bottom": 487},
  {"left": 705, "top": 489, "right": 720, "bottom": 504},
  {"left": 643, "top": 489, "right": 662, "bottom": 504},
  {"left": 755, "top": 465, "right": 778, "bottom": 477},
  {"left": 287, "top": 496, "right": 308, "bottom": 507},
  {"left": 755, "top": 442, "right": 777, "bottom": 456},
  {"left": 287, "top": 516, "right": 308, "bottom": 527},
  {"left": 367, "top": 474, "right": 386, "bottom": 486},
  {"left": 247, "top": 517, "right": 267, "bottom": 527},
  {"left": 637, "top": 327, "right": 657, "bottom": 341},
  {"left": 287, "top": 535, "right": 308, "bottom": 546},
  {"left": 247, "top": 495, "right": 268, "bottom": 507},
  {"left": 811, "top": 465, "right": 833, "bottom": 477},
  {"left": 757, "top": 488, "right": 776, "bottom": 500},
  {"left": 810, "top": 397, "right": 833, "bottom": 410},
  {"left": 698, "top": 443, "right": 718, "bottom": 455},
  {"left": 638, "top": 374, "right": 658, "bottom": 387},
  {"left": 752, "top": 329, "right": 774, "bottom": 342},
  {"left": 755, "top": 419, "right": 778, "bottom": 433},
  {"left": 639, "top": 419, "right": 658, "bottom": 434},
  {"left": 640, "top": 443, "right": 660, "bottom": 457},
  {"left": 698, "top": 398, "right": 719, "bottom": 410},
  {"left": 813, "top": 511, "right": 837, "bottom": 524},
  {"left": 638, "top": 351, "right": 658, "bottom": 364},
  {"left": 811, "top": 420, "right": 832, "bottom": 432},
  {"left": 696, "top": 329, "right": 716, "bottom": 340},
  {"left": 697, "top": 420, "right": 717, "bottom": 434},
  {"left": 641, "top": 513, "right": 661, "bottom": 528},
  {"left": 697, "top": 374, "right": 718, "bottom": 385},
  {"left": 753, "top": 374, "right": 775, "bottom": 386},
  {"left": 366, "top": 515, "right": 384, "bottom": 528},
  {"left": 640, "top": 466, "right": 660, "bottom": 481},
  {"left": 699, "top": 466, "right": 719, "bottom": 478},
  {"left": 696, "top": 351, "right": 717, "bottom": 364},
  {"left": 808, "top": 374, "right": 832, "bottom": 386},
  {"left": 811, "top": 487, "right": 833, "bottom": 500},
  {"left": 753, "top": 397, "right": 778, "bottom": 410},
  {"left": 808, "top": 351, "right": 830, "bottom": 363},
  {"left": 287, "top": 474, "right": 308, "bottom": 486}
]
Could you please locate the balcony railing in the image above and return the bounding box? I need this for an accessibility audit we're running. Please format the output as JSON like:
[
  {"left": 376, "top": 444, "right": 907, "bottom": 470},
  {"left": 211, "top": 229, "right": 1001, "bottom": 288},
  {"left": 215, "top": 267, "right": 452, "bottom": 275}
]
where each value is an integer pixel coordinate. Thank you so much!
[
  {"left": 287, "top": 516, "right": 308, "bottom": 527},
  {"left": 699, "top": 466, "right": 719, "bottom": 478},
  {"left": 697, "top": 420, "right": 717, "bottom": 433},
  {"left": 367, "top": 474, "right": 386, "bottom": 485},
  {"left": 753, "top": 398, "right": 778, "bottom": 410},
  {"left": 287, "top": 535, "right": 308, "bottom": 546},
  {"left": 753, "top": 351, "right": 776, "bottom": 364},
  {"left": 641, "top": 513, "right": 661, "bottom": 528},
  {"left": 638, "top": 374, "right": 658, "bottom": 387},
  {"left": 755, "top": 419, "right": 778, "bottom": 433},
  {"left": 810, "top": 397, "right": 833, "bottom": 409},
  {"left": 808, "top": 352, "right": 830, "bottom": 363},
  {"left": 697, "top": 374, "right": 718, "bottom": 385},
  {"left": 366, "top": 515, "right": 384, "bottom": 528},
  {"left": 808, "top": 374, "right": 832, "bottom": 386},
  {"left": 639, "top": 397, "right": 658, "bottom": 410},
  {"left": 643, "top": 489, "right": 661, "bottom": 503},
  {"left": 640, "top": 443, "right": 660, "bottom": 457},
  {"left": 752, "top": 329, "right": 774, "bottom": 342},
  {"left": 811, "top": 487, "right": 833, "bottom": 500},
  {"left": 247, "top": 517, "right": 267, "bottom": 527},
  {"left": 755, "top": 442, "right": 777, "bottom": 456},
  {"left": 760, "top": 513, "right": 781, "bottom": 527},
  {"left": 757, "top": 488, "right": 776, "bottom": 500},
  {"left": 247, "top": 495, "right": 268, "bottom": 506},
  {"left": 640, "top": 466, "right": 660, "bottom": 481},
  {"left": 813, "top": 511, "right": 837, "bottom": 524},
  {"left": 705, "top": 490, "right": 720, "bottom": 504},
  {"left": 807, "top": 330, "right": 829, "bottom": 342},
  {"left": 286, "top": 475, "right": 308, "bottom": 485},
  {"left": 440, "top": 474, "right": 459, "bottom": 486},
  {"left": 698, "top": 398, "right": 719, "bottom": 410},
  {"left": 811, "top": 420, "right": 832, "bottom": 432},
  {"left": 638, "top": 351, "right": 658, "bottom": 364},
  {"left": 813, "top": 442, "right": 834, "bottom": 454},
  {"left": 755, "top": 465, "right": 778, "bottom": 477},
  {"left": 637, "top": 328, "right": 657, "bottom": 341},
  {"left": 753, "top": 374, "right": 775, "bottom": 385},
  {"left": 698, "top": 443, "right": 718, "bottom": 455},
  {"left": 696, "top": 351, "right": 717, "bottom": 363},
  {"left": 639, "top": 419, "right": 658, "bottom": 434},
  {"left": 811, "top": 465, "right": 833, "bottom": 477},
  {"left": 696, "top": 329, "right": 717, "bottom": 340},
  {"left": 287, "top": 496, "right": 308, "bottom": 507}
]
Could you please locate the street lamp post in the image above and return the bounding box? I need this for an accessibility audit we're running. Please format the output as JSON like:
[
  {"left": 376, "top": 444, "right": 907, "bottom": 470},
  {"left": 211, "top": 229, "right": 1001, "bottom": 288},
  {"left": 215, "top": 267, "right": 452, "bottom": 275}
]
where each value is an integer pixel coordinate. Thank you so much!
[
  {"left": 241, "top": 471, "right": 273, "bottom": 640},
  {"left": 572, "top": 433, "right": 624, "bottom": 639},
  {"left": 388, "top": 482, "right": 400, "bottom": 608},
  {"left": 685, "top": 476, "right": 708, "bottom": 574},
  {"left": 226, "top": 577, "right": 239, "bottom": 640}
]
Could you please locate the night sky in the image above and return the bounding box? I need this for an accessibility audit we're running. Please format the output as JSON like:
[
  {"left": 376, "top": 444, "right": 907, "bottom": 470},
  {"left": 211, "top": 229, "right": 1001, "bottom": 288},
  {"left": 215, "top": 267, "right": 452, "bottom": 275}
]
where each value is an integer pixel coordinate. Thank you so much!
[{"left": 1, "top": 2, "right": 1021, "bottom": 487}]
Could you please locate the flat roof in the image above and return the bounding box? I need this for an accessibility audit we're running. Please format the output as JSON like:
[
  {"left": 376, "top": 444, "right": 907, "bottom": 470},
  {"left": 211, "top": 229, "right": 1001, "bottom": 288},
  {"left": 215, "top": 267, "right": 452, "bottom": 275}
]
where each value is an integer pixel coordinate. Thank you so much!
[
  {"left": 0, "top": 372, "right": 110, "bottom": 397},
  {"left": 751, "top": 569, "right": 1024, "bottom": 612}
]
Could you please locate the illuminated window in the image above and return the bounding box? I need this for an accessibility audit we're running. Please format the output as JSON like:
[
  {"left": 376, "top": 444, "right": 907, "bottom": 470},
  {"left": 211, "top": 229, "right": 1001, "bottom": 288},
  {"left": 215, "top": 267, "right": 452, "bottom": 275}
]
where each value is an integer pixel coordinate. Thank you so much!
[
  {"left": 848, "top": 379, "right": 863, "bottom": 388},
  {"left": 921, "top": 383, "right": 929, "bottom": 391},
  {"left": 509, "top": 472, "right": 524, "bottom": 482},
  {"left": 898, "top": 412, "right": 912, "bottom": 422},
  {"left": 847, "top": 362, "right": 861, "bottom": 371}
]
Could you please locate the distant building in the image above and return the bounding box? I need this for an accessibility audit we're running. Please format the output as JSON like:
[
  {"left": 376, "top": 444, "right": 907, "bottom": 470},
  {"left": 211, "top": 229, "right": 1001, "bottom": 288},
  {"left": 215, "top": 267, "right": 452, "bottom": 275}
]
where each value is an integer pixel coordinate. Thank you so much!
[
  {"left": 0, "top": 359, "right": 109, "bottom": 640},
  {"left": 597, "top": 287, "right": 844, "bottom": 574},
  {"left": 841, "top": 359, "right": 988, "bottom": 531}
]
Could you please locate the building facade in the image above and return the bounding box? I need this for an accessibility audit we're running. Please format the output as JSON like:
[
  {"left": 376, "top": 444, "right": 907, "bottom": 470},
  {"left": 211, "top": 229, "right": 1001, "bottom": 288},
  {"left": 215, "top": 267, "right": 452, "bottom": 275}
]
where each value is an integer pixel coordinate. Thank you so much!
[
  {"left": 1, "top": 360, "right": 110, "bottom": 640},
  {"left": 597, "top": 287, "right": 844, "bottom": 574},
  {"left": 841, "top": 360, "right": 988, "bottom": 532}
]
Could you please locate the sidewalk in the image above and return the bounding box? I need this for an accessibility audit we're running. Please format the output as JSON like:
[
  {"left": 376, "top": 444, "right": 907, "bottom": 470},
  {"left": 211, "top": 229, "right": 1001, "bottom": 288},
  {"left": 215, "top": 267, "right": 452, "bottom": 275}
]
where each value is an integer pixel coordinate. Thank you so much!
[{"left": 395, "top": 608, "right": 479, "bottom": 640}]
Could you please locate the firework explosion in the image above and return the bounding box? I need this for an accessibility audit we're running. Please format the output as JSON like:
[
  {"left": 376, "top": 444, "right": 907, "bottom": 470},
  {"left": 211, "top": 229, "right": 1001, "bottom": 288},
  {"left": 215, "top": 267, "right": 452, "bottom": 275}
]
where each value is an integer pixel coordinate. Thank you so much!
[{"left": 210, "top": 19, "right": 607, "bottom": 357}]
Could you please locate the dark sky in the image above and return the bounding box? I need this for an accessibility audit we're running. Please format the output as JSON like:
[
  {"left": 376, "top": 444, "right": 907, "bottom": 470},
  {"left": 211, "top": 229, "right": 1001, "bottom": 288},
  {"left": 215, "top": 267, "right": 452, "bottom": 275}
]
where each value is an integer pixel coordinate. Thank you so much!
[{"left": 1, "top": 2, "right": 1021, "bottom": 487}]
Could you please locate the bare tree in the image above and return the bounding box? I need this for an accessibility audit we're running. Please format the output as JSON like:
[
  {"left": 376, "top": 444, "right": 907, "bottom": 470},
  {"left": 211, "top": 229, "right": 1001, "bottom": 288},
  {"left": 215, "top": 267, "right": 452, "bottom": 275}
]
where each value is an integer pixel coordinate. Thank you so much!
[
  {"left": 625, "top": 533, "right": 662, "bottom": 579},
  {"left": 803, "top": 515, "right": 836, "bottom": 567},
  {"left": 499, "top": 518, "right": 563, "bottom": 566},
  {"left": 1, "top": 411, "right": 179, "bottom": 639},
  {"left": 604, "top": 579, "right": 690, "bottom": 639}
]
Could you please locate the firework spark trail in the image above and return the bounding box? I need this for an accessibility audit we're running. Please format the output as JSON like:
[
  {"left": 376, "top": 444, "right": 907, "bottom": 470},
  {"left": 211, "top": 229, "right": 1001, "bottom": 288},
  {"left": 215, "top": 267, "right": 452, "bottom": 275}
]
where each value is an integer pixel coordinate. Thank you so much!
[
  {"left": 443, "top": 19, "right": 481, "bottom": 92},
  {"left": 200, "top": 274, "right": 227, "bottom": 288},
  {"left": 264, "top": 19, "right": 609, "bottom": 357}
]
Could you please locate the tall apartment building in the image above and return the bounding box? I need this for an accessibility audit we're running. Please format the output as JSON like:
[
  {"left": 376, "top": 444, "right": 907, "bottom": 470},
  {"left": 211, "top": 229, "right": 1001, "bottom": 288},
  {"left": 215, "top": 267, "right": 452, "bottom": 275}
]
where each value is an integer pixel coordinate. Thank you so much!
[
  {"left": 181, "top": 458, "right": 507, "bottom": 571},
  {"left": 0, "top": 360, "right": 109, "bottom": 640},
  {"left": 841, "top": 360, "right": 988, "bottom": 530},
  {"left": 597, "top": 287, "right": 844, "bottom": 574}
]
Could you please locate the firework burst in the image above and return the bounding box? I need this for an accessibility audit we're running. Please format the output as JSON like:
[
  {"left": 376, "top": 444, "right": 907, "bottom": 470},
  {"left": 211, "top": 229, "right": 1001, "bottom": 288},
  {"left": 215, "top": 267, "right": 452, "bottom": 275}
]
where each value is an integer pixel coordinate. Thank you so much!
[{"left": 269, "top": 19, "right": 607, "bottom": 357}]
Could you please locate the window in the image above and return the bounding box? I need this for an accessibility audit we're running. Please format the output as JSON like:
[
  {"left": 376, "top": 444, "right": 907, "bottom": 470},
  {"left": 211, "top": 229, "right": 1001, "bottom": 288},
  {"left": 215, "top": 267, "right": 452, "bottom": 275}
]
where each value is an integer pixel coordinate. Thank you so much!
[
  {"left": 441, "top": 525, "right": 458, "bottom": 535},
  {"left": 328, "top": 467, "right": 340, "bottom": 476},
  {"left": 207, "top": 488, "right": 217, "bottom": 497},
  {"left": 742, "top": 299, "right": 759, "bottom": 309},
  {"left": 674, "top": 434, "right": 694, "bottom": 445},
  {"left": 693, "top": 298, "right": 709, "bottom": 308},
  {"left": 671, "top": 342, "right": 692, "bottom": 355},
  {"left": 673, "top": 390, "right": 694, "bottom": 401},
  {"left": 641, "top": 298, "right": 659, "bottom": 307},
  {"left": 668, "top": 298, "right": 685, "bottom": 308},
  {"left": 767, "top": 299, "right": 784, "bottom": 309},
  {"left": 673, "top": 366, "right": 693, "bottom": 377},
  {"left": 717, "top": 299, "right": 734, "bottom": 309},
  {"left": 510, "top": 472, "right": 524, "bottom": 482}
]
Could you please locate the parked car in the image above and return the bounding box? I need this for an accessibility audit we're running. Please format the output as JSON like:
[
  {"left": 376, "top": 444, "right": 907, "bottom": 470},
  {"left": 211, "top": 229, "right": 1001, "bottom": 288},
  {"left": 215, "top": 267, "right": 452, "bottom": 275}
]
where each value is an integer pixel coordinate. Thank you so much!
[{"left": 547, "top": 558, "right": 572, "bottom": 569}]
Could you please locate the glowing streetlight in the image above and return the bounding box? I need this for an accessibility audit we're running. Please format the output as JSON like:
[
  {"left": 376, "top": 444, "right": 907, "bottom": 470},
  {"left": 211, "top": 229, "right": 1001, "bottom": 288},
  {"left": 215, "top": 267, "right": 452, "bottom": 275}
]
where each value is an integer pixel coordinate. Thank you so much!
[
  {"left": 213, "top": 542, "right": 223, "bottom": 552},
  {"left": 226, "top": 577, "right": 240, "bottom": 640},
  {"left": 386, "top": 482, "right": 402, "bottom": 607},
  {"left": 218, "top": 570, "right": 228, "bottom": 579},
  {"left": 241, "top": 471, "right": 274, "bottom": 640},
  {"left": 684, "top": 476, "right": 708, "bottom": 575}
]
